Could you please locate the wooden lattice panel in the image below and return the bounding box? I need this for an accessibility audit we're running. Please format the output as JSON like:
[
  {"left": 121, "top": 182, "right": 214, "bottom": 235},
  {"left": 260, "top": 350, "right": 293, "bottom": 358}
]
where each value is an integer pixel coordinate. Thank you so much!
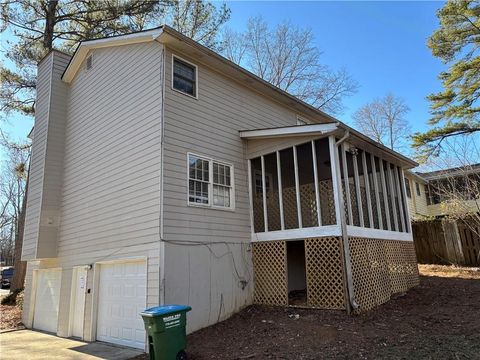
[
  {"left": 305, "top": 237, "right": 346, "bottom": 309},
  {"left": 252, "top": 183, "right": 336, "bottom": 231},
  {"left": 252, "top": 241, "right": 288, "bottom": 306},
  {"left": 349, "top": 237, "right": 419, "bottom": 313}
]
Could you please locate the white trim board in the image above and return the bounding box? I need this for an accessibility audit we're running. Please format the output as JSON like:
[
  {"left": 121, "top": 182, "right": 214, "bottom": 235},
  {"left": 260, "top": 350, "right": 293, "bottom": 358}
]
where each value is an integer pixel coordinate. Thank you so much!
[
  {"left": 346, "top": 225, "right": 413, "bottom": 241},
  {"left": 252, "top": 225, "right": 342, "bottom": 242}
]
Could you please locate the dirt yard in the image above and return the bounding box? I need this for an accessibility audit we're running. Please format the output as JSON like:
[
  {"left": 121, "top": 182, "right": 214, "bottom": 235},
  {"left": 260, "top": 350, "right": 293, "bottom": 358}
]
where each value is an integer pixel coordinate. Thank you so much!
[{"left": 136, "top": 265, "right": 480, "bottom": 360}]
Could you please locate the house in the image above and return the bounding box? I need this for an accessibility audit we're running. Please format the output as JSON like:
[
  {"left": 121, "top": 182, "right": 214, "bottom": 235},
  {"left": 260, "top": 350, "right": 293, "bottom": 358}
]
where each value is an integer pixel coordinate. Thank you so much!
[
  {"left": 404, "top": 164, "right": 480, "bottom": 218},
  {"left": 21, "top": 25, "right": 419, "bottom": 351}
]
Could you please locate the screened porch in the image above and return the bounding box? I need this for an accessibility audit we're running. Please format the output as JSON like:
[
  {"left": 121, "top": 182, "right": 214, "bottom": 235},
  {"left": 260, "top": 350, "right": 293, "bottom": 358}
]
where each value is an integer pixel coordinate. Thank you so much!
[{"left": 242, "top": 124, "right": 413, "bottom": 243}]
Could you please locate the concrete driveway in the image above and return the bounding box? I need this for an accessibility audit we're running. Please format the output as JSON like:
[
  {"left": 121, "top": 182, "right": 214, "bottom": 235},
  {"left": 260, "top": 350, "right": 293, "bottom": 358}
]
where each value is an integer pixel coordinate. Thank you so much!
[{"left": 0, "top": 330, "right": 144, "bottom": 360}]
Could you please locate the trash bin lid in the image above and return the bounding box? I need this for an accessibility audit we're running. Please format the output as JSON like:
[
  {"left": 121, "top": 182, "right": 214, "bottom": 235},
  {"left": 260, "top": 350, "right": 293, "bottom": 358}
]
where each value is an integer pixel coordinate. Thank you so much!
[{"left": 141, "top": 304, "right": 192, "bottom": 317}]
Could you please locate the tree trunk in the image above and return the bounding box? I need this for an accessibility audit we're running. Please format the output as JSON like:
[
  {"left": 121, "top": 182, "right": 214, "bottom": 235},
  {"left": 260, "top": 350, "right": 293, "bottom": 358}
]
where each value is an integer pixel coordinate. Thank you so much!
[
  {"left": 43, "top": 0, "right": 58, "bottom": 51},
  {"left": 10, "top": 172, "right": 29, "bottom": 292}
]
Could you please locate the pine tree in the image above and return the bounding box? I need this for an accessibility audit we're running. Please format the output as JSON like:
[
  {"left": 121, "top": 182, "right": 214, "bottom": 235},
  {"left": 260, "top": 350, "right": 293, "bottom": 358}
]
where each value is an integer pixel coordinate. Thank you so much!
[{"left": 412, "top": 0, "right": 480, "bottom": 158}]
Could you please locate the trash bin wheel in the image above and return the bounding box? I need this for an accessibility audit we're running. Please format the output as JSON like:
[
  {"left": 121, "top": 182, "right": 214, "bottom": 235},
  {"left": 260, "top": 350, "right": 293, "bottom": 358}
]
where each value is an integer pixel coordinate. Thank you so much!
[{"left": 176, "top": 350, "right": 187, "bottom": 360}]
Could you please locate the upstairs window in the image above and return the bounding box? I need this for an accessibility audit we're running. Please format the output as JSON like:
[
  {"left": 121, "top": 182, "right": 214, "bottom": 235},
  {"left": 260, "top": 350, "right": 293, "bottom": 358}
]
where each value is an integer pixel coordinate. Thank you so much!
[
  {"left": 188, "top": 153, "right": 234, "bottom": 209},
  {"left": 405, "top": 177, "right": 411, "bottom": 198},
  {"left": 173, "top": 56, "right": 197, "bottom": 97}
]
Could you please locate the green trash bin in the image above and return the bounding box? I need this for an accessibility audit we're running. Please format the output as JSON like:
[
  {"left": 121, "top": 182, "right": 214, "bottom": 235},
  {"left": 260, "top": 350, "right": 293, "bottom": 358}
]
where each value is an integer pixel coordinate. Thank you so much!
[{"left": 140, "top": 304, "right": 192, "bottom": 360}]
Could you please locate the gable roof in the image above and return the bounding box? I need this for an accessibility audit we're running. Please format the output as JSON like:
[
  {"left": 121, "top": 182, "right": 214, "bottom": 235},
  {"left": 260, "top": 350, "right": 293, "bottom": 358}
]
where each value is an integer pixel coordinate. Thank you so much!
[
  {"left": 62, "top": 25, "right": 337, "bottom": 123},
  {"left": 62, "top": 25, "right": 417, "bottom": 168}
]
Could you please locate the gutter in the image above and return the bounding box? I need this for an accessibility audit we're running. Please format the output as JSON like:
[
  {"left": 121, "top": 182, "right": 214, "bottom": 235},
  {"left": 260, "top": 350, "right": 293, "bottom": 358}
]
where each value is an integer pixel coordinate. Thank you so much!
[{"left": 334, "top": 130, "right": 359, "bottom": 313}]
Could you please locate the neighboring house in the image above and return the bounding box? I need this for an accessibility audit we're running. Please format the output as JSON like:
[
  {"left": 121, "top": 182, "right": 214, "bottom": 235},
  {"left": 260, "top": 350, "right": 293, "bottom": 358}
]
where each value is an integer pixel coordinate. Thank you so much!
[
  {"left": 405, "top": 164, "right": 480, "bottom": 218},
  {"left": 22, "top": 26, "right": 419, "bottom": 351}
]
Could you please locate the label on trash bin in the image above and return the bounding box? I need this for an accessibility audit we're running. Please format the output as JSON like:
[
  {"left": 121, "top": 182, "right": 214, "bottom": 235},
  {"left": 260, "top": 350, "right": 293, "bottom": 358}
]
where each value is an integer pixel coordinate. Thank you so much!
[{"left": 163, "top": 314, "right": 181, "bottom": 329}]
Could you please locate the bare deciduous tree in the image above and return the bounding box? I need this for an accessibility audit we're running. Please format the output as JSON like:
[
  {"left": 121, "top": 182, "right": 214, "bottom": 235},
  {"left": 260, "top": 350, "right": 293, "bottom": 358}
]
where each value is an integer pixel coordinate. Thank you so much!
[
  {"left": 221, "top": 17, "right": 358, "bottom": 115},
  {"left": 352, "top": 93, "right": 411, "bottom": 151},
  {"left": 422, "top": 135, "right": 480, "bottom": 263},
  {"left": 0, "top": 133, "right": 30, "bottom": 270}
]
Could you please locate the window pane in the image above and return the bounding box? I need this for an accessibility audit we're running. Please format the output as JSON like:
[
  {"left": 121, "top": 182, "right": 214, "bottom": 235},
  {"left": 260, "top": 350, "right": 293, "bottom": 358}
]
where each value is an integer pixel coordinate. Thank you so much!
[
  {"left": 213, "top": 185, "right": 230, "bottom": 207},
  {"left": 173, "top": 58, "right": 196, "bottom": 96},
  {"left": 189, "top": 179, "right": 208, "bottom": 204}
]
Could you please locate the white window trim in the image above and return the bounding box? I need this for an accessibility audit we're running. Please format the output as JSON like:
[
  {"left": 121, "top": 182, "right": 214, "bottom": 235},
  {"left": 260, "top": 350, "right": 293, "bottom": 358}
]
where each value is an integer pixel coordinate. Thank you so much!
[
  {"left": 172, "top": 54, "right": 199, "bottom": 99},
  {"left": 187, "top": 152, "right": 235, "bottom": 211}
]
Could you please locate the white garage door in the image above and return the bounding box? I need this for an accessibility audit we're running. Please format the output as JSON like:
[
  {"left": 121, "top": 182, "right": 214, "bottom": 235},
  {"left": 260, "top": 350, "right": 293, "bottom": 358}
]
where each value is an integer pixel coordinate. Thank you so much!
[
  {"left": 33, "top": 269, "right": 62, "bottom": 333},
  {"left": 96, "top": 261, "right": 147, "bottom": 349}
]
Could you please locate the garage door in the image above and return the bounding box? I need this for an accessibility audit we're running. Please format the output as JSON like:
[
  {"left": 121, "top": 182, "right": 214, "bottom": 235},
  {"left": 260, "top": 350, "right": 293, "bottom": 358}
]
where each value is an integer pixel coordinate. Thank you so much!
[
  {"left": 96, "top": 261, "right": 147, "bottom": 349},
  {"left": 33, "top": 269, "right": 62, "bottom": 333}
]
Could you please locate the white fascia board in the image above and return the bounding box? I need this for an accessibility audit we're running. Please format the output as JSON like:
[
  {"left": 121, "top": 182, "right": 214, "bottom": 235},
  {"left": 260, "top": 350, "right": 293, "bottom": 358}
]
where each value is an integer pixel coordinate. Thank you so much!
[
  {"left": 346, "top": 225, "right": 413, "bottom": 241},
  {"left": 240, "top": 123, "right": 339, "bottom": 139},
  {"left": 63, "top": 28, "right": 163, "bottom": 83},
  {"left": 252, "top": 225, "right": 342, "bottom": 242}
]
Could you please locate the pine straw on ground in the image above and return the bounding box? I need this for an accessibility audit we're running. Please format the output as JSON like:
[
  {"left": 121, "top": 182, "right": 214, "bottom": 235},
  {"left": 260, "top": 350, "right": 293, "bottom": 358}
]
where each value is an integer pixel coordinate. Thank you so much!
[
  {"left": 131, "top": 264, "right": 480, "bottom": 360},
  {"left": 0, "top": 304, "right": 23, "bottom": 331}
]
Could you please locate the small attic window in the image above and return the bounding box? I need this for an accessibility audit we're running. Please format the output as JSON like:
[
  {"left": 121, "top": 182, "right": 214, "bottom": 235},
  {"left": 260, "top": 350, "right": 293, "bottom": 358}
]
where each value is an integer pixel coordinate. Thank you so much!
[
  {"left": 86, "top": 55, "right": 93, "bottom": 70},
  {"left": 172, "top": 55, "right": 197, "bottom": 97}
]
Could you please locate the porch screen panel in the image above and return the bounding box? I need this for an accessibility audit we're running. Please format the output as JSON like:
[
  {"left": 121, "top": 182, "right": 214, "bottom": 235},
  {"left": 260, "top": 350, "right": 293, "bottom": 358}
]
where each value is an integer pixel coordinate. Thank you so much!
[
  {"left": 251, "top": 157, "right": 264, "bottom": 233},
  {"left": 344, "top": 148, "right": 361, "bottom": 227},
  {"left": 384, "top": 161, "right": 397, "bottom": 231},
  {"left": 296, "top": 142, "right": 318, "bottom": 228},
  {"left": 375, "top": 156, "right": 388, "bottom": 230},
  {"left": 280, "top": 148, "right": 299, "bottom": 229},
  {"left": 391, "top": 164, "right": 403, "bottom": 232},
  {"left": 365, "top": 152, "right": 380, "bottom": 229},
  {"left": 315, "top": 138, "right": 336, "bottom": 225},
  {"left": 264, "top": 152, "right": 281, "bottom": 231},
  {"left": 356, "top": 151, "right": 370, "bottom": 228}
]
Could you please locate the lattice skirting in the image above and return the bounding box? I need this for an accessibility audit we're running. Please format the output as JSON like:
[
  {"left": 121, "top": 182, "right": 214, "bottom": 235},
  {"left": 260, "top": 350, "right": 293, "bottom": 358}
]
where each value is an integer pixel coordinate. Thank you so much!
[
  {"left": 252, "top": 237, "right": 419, "bottom": 313},
  {"left": 252, "top": 241, "right": 288, "bottom": 305},
  {"left": 349, "top": 237, "right": 419, "bottom": 313},
  {"left": 305, "top": 237, "right": 346, "bottom": 309}
]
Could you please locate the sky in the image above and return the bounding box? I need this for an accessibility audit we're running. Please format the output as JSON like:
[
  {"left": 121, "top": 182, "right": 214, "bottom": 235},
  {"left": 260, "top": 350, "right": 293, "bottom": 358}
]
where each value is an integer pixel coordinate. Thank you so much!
[{"left": 1, "top": 1, "right": 446, "bottom": 161}]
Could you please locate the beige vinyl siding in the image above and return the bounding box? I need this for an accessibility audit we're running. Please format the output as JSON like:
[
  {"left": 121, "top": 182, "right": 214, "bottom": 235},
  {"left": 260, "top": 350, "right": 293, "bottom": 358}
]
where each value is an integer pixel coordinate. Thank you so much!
[
  {"left": 53, "top": 42, "right": 164, "bottom": 336},
  {"left": 22, "top": 55, "right": 53, "bottom": 260},
  {"left": 162, "top": 47, "right": 330, "bottom": 332},
  {"left": 405, "top": 175, "right": 428, "bottom": 218},
  {"left": 36, "top": 52, "right": 71, "bottom": 258}
]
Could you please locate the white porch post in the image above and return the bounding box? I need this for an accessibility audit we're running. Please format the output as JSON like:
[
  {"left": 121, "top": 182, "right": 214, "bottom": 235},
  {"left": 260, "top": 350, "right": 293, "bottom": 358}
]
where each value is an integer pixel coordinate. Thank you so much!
[
  {"left": 293, "top": 145, "right": 303, "bottom": 228},
  {"left": 276, "top": 151, "right": 285, "bottom": 230},
  {"left": 370, "top": 154, "right": 383, "bottom": 230},
  {"left": 329, "top": 136, "right": 342, "bottom": 226},
  {"left": 261, "top": 155, "right": 268, "bottom": 232},
  {"left": 361, "top": 151, "right": 374, "bottom": 228},
  {"left": 379, "top": 158, "right": 392, "bottom": 231},
  {"left": 341, "top": 143, "right": 353, "bottom": 225},
  {"left": 311, "top": 140, "right": 322, "bottom": 226},
  {"left": 352, "top": 152, "right": 364, "bottom": 227}
]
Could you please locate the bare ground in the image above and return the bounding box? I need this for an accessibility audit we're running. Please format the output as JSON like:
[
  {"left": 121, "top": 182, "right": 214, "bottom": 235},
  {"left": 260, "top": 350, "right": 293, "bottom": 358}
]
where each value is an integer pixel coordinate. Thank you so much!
[{"left": 135, "top": 265, "right": 480, "bottom": 360}]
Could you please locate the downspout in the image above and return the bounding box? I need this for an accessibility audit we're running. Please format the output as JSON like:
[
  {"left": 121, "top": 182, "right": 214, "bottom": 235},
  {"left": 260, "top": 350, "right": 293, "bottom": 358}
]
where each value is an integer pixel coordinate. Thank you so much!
[{"left": 334, "top": 130, "right": 359, "bottom": 313}]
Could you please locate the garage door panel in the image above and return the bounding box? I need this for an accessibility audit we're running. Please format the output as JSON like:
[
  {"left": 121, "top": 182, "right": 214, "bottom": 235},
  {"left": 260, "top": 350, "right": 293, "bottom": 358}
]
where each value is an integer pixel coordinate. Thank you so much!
[
  {"left": 97, "top": 261, "right": 146, "bottom": 350},
  {"left": 33, "top": 269, "right": 61, "bottom": 333}
]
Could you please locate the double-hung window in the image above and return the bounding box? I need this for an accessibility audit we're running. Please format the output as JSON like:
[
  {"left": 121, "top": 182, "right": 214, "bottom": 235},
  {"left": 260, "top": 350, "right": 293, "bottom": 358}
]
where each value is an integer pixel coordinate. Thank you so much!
[
  {"left": 173, "top": 56, "right": 197, "bottom": 97},
  {"left": 188, "top": 154, "right": 234, "bottom": 209}
]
